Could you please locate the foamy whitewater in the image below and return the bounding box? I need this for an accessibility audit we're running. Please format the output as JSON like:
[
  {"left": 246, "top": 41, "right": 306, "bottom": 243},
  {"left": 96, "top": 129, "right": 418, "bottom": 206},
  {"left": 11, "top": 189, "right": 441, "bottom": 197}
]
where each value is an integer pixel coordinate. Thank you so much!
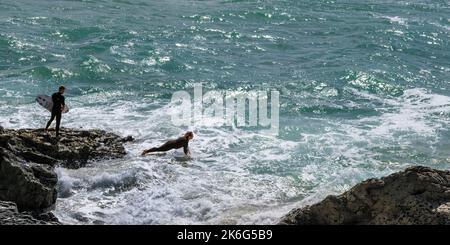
[{"left": 1, "top": 0, "right": 449, "bottom": 224}]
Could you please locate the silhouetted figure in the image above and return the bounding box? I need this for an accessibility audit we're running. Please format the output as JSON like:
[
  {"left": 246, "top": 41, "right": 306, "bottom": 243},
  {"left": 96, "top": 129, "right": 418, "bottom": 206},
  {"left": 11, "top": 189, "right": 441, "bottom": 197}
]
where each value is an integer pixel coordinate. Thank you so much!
[
  {"left": 45, "top": 85, "right": 66, "bottom": 137},
  {"left": 142, "top": 131, "right": 194, "bottom": 156}
]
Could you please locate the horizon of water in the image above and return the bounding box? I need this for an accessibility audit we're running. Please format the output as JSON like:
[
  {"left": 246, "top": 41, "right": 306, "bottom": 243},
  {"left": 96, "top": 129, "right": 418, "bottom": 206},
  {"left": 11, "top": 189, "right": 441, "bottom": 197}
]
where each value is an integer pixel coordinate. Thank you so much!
[{"left": 1, "top": 0, "right": 450, "bottom": 224}]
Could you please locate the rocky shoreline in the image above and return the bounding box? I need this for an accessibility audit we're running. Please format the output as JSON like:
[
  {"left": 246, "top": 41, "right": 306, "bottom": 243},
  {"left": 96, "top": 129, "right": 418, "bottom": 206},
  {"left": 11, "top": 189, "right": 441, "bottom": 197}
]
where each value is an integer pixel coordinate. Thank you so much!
[
  {"left": 2, "top": 127, "right": 449, "bottom": 225},
  {"left": 0, "top": 128, "right": 133, "bottom": 225}
]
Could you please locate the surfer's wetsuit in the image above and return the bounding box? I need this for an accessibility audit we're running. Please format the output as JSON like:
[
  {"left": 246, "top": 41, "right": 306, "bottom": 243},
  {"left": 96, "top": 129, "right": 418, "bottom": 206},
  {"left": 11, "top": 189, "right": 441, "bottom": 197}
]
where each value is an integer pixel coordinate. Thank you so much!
[
  {"left": 143, "top": 136, "right": 190, "bottom": 155},
  {"left": 45, "top": 92, "right": 65, "bottom": 136}
]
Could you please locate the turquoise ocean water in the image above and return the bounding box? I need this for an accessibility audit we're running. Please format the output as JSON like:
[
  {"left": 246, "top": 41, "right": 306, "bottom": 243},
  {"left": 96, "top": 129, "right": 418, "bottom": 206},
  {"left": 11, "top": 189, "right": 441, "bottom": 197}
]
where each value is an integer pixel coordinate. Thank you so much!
[{"left": 1, "top": 0, "right": 450, "bottom": 224}]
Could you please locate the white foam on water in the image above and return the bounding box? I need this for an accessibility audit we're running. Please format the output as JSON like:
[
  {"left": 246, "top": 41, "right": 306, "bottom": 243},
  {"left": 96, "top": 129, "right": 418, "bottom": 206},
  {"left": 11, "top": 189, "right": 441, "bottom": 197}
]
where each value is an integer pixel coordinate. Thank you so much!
[
  {"left": 380, "top": 15, "right": 408, "bottom": 26},
  {"left": 37, "top": 94, "right": 301, "bottom": 224},
  {"left": 351, "top": 88, "right": 450, "bottom": 137},
  {"left": 1, "top": 85, "right": 450, "bottom": 224}
]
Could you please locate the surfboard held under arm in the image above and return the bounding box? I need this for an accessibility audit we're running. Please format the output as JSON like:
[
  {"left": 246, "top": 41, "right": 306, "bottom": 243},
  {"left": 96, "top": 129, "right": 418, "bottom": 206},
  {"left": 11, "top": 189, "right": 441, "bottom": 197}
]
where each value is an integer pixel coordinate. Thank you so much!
[{"left": 36, "top": 95, "right": 69, "bottom": 113}]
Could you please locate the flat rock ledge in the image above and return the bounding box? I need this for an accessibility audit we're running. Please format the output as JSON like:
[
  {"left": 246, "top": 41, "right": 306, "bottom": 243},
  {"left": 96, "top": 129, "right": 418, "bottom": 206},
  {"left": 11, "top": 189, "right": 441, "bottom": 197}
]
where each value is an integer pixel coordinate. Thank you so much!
[
  {"left": 0, "top": 128, "right": 133, "bottom": 225},
  {"left": 279, "top": 166, "right": 450, "bottom": 225}
]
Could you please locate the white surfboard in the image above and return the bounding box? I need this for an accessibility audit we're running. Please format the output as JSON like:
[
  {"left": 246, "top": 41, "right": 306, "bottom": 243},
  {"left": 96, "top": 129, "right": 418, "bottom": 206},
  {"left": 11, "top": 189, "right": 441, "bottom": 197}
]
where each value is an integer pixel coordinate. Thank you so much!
[{"left": 36, "top": 94, "right": 69, "bottom": 113}]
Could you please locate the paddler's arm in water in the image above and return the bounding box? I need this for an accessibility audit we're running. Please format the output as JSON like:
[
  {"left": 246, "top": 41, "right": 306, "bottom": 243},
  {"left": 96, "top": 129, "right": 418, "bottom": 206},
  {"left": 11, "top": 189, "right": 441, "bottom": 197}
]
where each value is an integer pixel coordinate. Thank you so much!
[{"left": 141, "top": 149, "right": 149, "bottom": 156}]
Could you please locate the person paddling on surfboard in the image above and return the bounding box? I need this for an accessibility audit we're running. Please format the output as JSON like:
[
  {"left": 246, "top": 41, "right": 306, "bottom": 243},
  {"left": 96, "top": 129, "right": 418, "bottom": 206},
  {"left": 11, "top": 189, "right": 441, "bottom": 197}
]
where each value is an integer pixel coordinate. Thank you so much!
[
  {"left": 141, "top": 131, "right": 194, "bottom": 156},
  {"left": 45, "top": 85, "right": 66, "bottom": 137}
]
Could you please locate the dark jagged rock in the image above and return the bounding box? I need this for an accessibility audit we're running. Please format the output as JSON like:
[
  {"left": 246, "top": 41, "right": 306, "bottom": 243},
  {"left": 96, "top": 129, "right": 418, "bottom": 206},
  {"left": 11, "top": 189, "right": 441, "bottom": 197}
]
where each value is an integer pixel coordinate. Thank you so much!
[
  {"left": 0, "top": 128, "right": 132, "bottom": 223},
  {"left": 0, "top": 148, "right": 58, "bottom": 211},
  {"left": 280, "top": 166, "right": 450, "bottom": 225},
  {"left": 1, "top": 128, "right": 129, "bottom": 169},
  {"left": 0, "top": 201, "right": 60, "bottom": 225},
  {"left": 25, "top": 210, "right": 61, "bottom": 223}
]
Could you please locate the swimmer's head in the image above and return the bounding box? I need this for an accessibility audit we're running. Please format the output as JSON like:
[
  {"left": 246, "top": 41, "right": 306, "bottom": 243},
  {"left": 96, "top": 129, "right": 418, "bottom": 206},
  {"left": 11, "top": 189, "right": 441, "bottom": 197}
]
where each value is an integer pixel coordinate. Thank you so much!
[{"left": 184, "top": 131, "right": 194, "bottom": 140}]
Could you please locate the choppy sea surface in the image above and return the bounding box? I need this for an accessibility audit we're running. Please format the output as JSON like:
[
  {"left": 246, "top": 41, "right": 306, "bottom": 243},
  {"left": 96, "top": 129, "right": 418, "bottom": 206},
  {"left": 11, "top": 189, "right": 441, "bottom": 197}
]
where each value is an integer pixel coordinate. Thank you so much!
[{"left": 1, "top": 0, "right": 450, "bottom": 224}]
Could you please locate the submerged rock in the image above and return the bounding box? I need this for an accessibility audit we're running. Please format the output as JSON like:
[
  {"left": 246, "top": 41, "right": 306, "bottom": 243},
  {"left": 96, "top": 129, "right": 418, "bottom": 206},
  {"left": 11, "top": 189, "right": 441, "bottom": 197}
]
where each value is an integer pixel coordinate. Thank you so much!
[
  {"left": 0, "top": 201, "right": 60, "bottom": 225},
  {"left": 280, "top": 166, "right": 450, "bottom": 225},
  {"left": 0, "top": 128, "right": 131, "bottom": 222}
]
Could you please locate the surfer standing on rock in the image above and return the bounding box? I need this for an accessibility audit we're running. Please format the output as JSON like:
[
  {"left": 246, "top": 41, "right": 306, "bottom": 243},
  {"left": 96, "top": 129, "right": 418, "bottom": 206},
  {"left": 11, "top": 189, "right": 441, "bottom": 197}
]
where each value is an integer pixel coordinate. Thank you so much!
[{"left": 45, "top": 85, "right": 66, "bottom": 137}]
